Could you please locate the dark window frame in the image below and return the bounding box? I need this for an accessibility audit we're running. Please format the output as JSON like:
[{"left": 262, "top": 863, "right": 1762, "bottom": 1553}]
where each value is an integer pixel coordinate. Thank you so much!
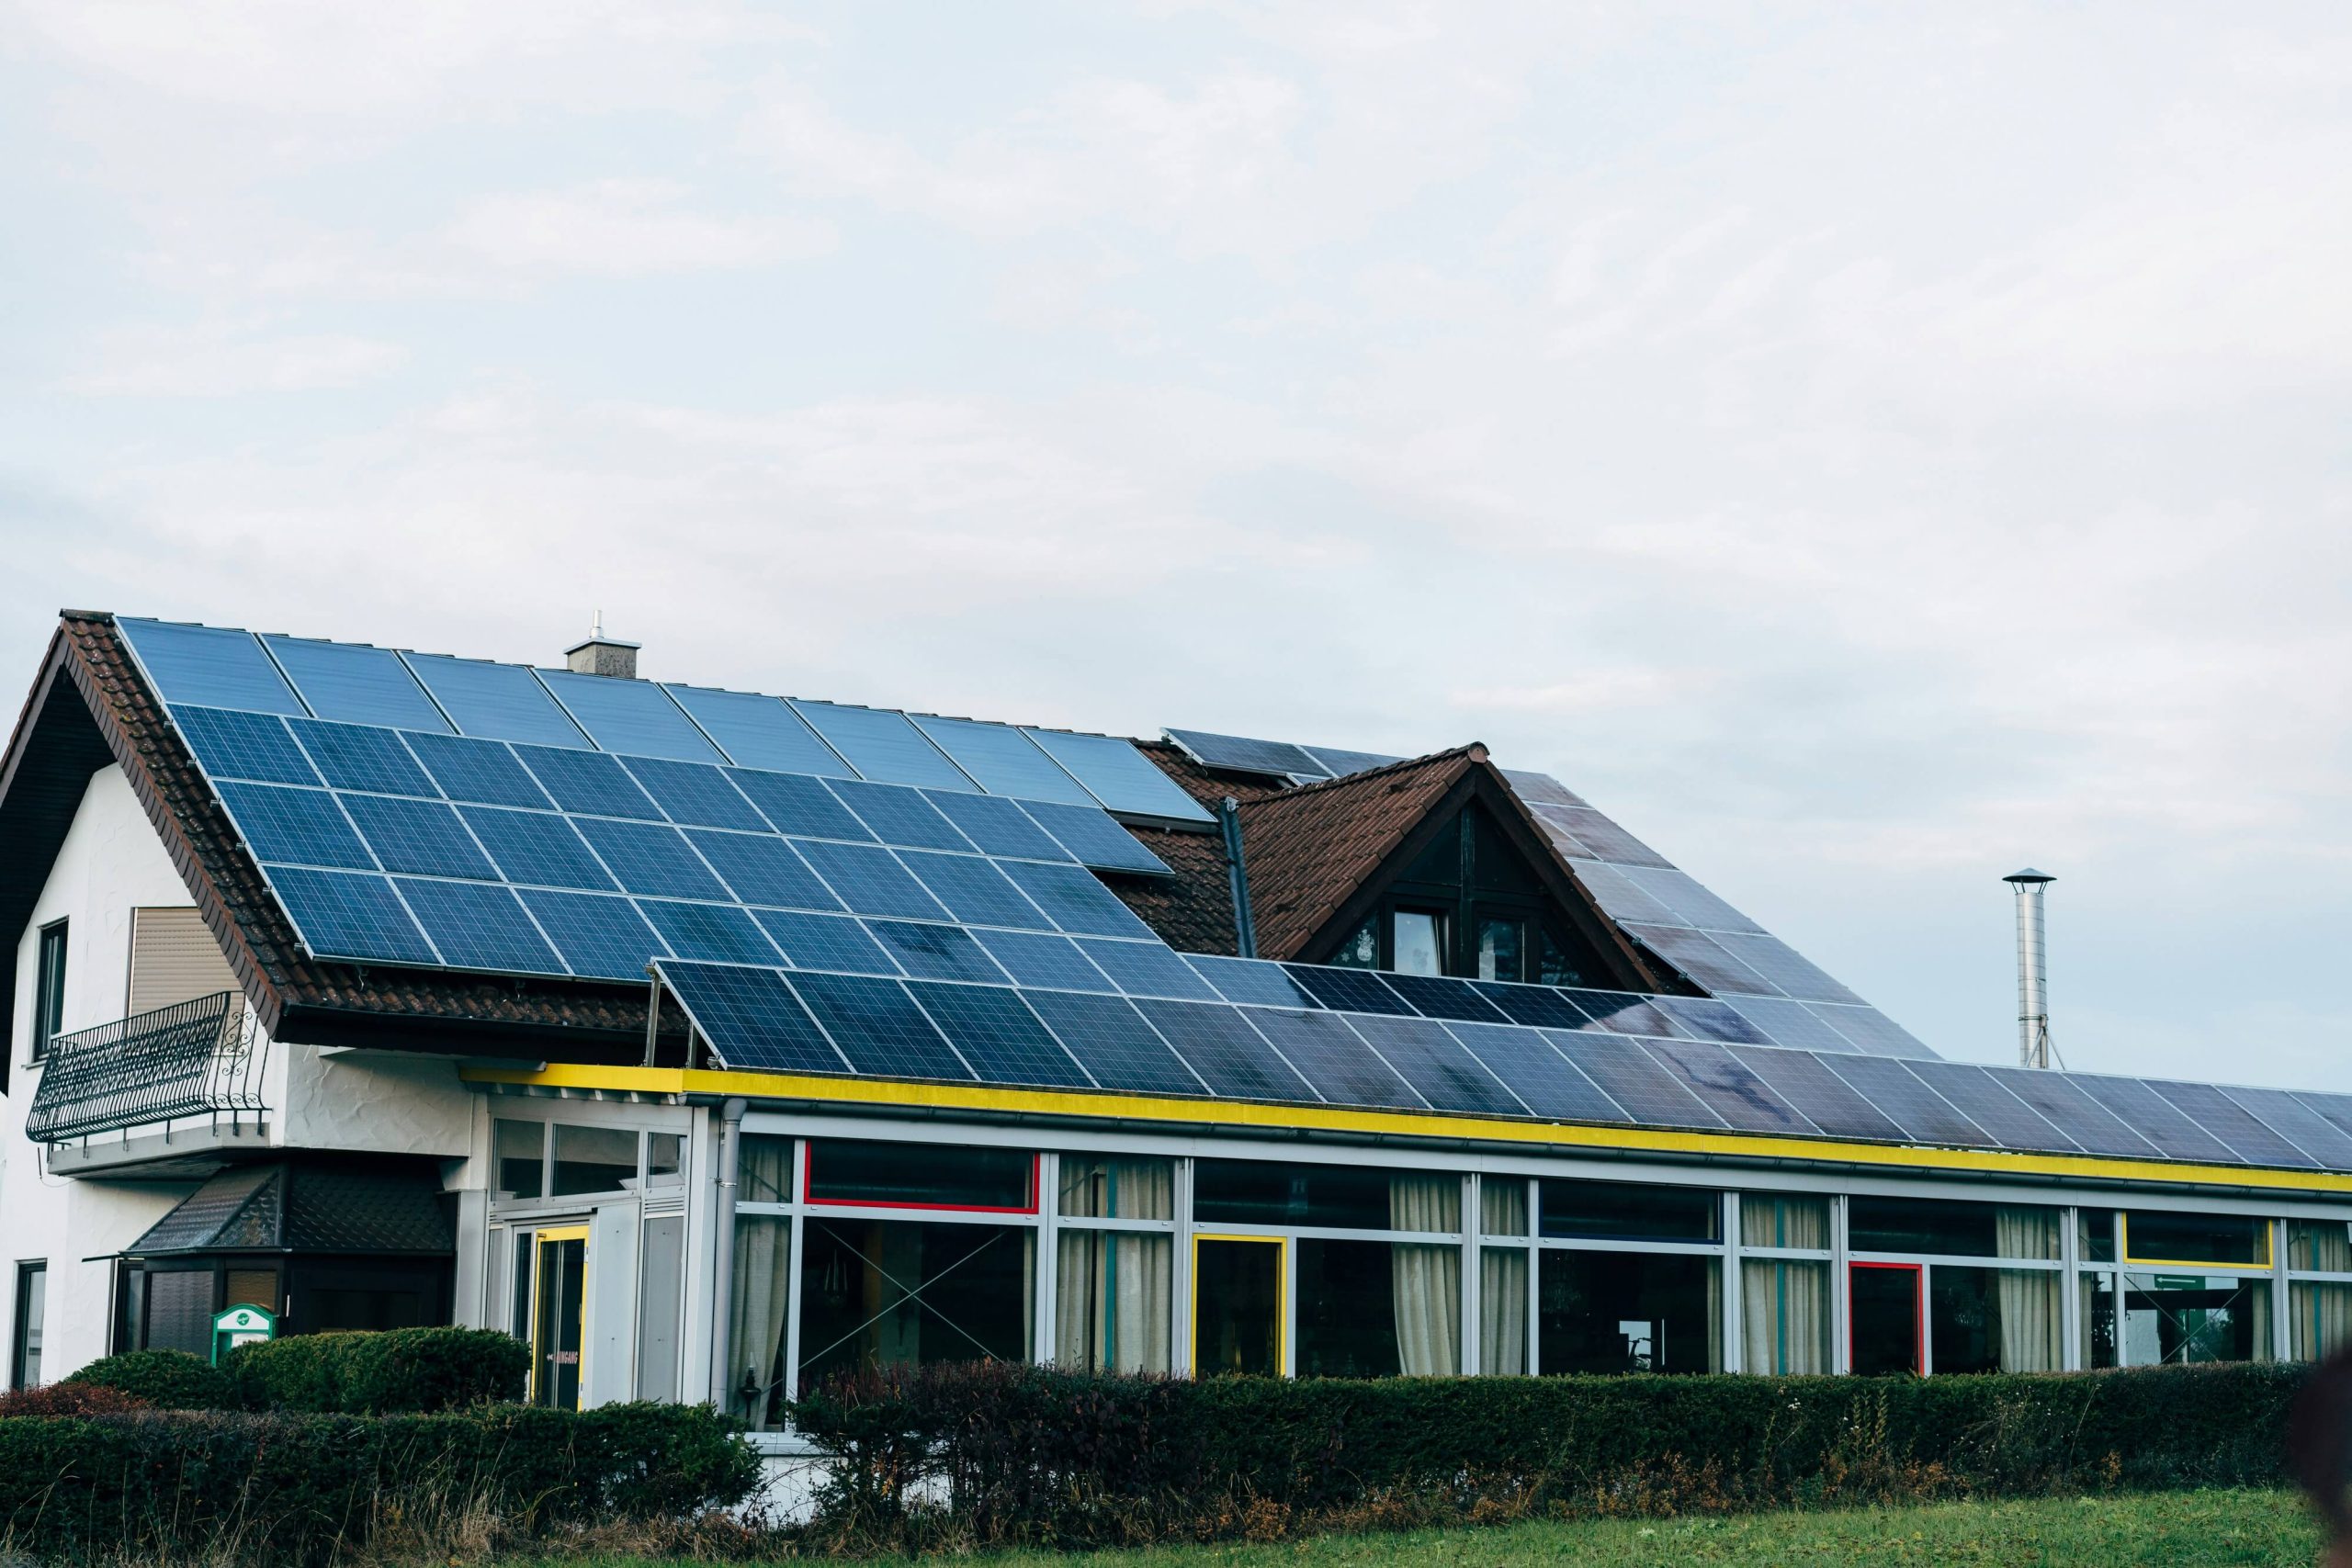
[
  {"left": 31, "top": 920, "right": 67, "bottom": 1063},
  {"left": 12, "top": 1260, "right": 47, "bottom": 1389}
]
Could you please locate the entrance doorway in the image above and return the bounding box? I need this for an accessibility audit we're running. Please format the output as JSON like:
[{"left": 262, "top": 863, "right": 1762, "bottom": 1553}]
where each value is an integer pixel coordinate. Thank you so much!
[
  {"left": 1193, "top": 1235, "right": 1283, "bottom": 1375},
  {"left": 530, "top": 1226, "right": 588, "bottom": 1409},
  {"left": 1849, "top": 1261, "right": 1922, "bottom": 1374}
]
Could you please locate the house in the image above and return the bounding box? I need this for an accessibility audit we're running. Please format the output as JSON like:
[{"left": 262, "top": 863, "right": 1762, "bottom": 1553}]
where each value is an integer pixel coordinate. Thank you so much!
[{"left": 5, "top": 612, "right": 2348, "bottom": 1432}]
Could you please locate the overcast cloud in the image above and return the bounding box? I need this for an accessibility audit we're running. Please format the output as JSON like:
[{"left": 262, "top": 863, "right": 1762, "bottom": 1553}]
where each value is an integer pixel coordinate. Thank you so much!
[{"left": 3, "top": 2, "right": 2347, "bottom": 1088}]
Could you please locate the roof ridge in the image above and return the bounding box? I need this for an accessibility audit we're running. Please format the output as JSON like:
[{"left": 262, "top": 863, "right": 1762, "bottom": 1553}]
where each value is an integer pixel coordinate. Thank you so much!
[{"left": 1250, "top": 741, "right": 1486, "bottom": 801}]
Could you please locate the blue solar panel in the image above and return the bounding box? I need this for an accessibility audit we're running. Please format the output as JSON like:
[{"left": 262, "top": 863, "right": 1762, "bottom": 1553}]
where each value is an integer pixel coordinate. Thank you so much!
[
  {"left": 635, "top": 899, "right": 779, "bottom": 965},
  {"left": 1379, "top": 973, "right": 1510, "bottom": 1024},
  {"left": 402, "top": 731, "right": 552, "bottom": 809},
  {"left": 1468, "top": 981, "right": 1591, "bottom": 1031},
  {"left": 1137, "top": 999, "right": 1318, "bottom": 1102},
  {"left": 2067, "top": 1076, "right": 2242, "bottom": 1164},
  {"left": 1562, "top": 991, "right": 1689, "bottom": 1038},
  {"left": 910, "top": 716, "right": 1096, "bottom": 806},
  {"left": 1023, "top": 990, "right": 1205, "bottom": 1096},
  {"left": 865, "top": 920, "right": 1007, "bottom": 985},
  {"left": 1638, "top": 1038, "right": 1815, "bottom": 1134},
  {"left": 786, "top": 971, "right": 973, "bottom": 1079},
  {"left": 514, "top": 746, "right": 662, "bottom": 819},
  {"left": 665, "top": 686, "right": 852, "bottom": 776},
  {"left": 341, "top": 794, "right": 497, "bottom": 879},
  {"left": 1625, "top": 925, "right": 1779, "bottom": 996},
  {"left": 1724, "top": 996, "right": 1858, "bottom": 1054},
  {"left": 1542, "top": 1030, "right": 1724, "bottom": 1128},
  {"left": 515, "top": 888, "right": 666, "bottom": 979},
  {"left": 905, "top": 980, "right": 1092, "bottom": 1089},
  {"left": 263, "top": 636, "right": 449, "bottom": 731},
  {"left": 729, "top": 769, "right": 874, "bottom": 840},
  {"left": 1445, "top": 1022, "right": 1628, "bottom": 1122},
  {"left": 572, "top": 818, "right": 729, "bottom": 901},
  {"left": 1566, "top": 860, "right": 1681, "bottom": 927},
  {"left": 620, "top": 757, "right": 767, "bottom": 831},
  {"left": 789, "top": 701, "right": 975, "bottom": 791},
  {"left": 270, "top": 867, "right": 438, "bottom": 964},
  {"left": 922, "top": 790, "right": 1072, "bottom": 861},
  {"left": 539, "top": 669, "right": 722, "bottom": 762},
  {"left": 1726, "top": 1046, "right": 1905, "bottom": 1142},
  {"left": 898, "top": 852, "right": 1042, "bottom": 928},
  {"left": 1806, "top": 1005, "right": 1930, "bottom": 1057},
  {"left": 290, "top": 718, "right": 435, "bottom": 796},
  {"left": 685, "top": 830, "right": 838, "bottom": 910},
  {"left": 972, "top": 930, "right": 1114, "bottom": 992},
  {"left": 1344, "top": 1013, "right": 1526, "bottom": 1116},
  {"left": 401, "top": 655, "right": 588, "bottom": 749},
  {"left": 1022, "top": 728, "right": 1212, "bottom": 821},
  {"left": 1016, "top": 800, "right": 1171, "bottom": 874},
  {"left": 1245, "top": 1008, "right": 1416, "bottom": 1106},
  {"left": 1618, "top": 866, "right": 1764, "bottom": 934},
  {"left": 1817, "top": 1057, "right": 1986, "bottom": 1145},
  {"left": 2146, "top": 1080, "right": 2319, "bottom": 1168},
  {"left": 661, "top": 961, "right": 847, "bottom": 1076},
  {"left": 461, "top": 807, "right": 616, "bottom": 891},
  {"left": 176, "top": 707, "right": 319, "bottom": 786},
  {"left": 795, "top": 840, "right": 953, "bottom": 921},
  {"left": 394, "top": 877, "right": 563, "bottom": 975},
  {"left": 995, "top": 861, "right": 1156, "bottom": 939},
  {"left": 1186, "top": 954, "right": 1320, "bottom": 1010},
  {"left": 752, "top": 908, "right": 900, "bottom": 976},
  {"left": 1075, "top": 938, "right": 1221, "bottom": 1000},
  {"left": 219, "top": 783, "right": 375, "bottom": 870},
  {"left": 119, "top": 619, "right": 306, "bottom": 716},
  {"left": 1651, "top": 996, "right": 1772, "bottom": 1045},
  {"left": 1282, "top": 964, "right": 1414, "bottom": 1016},
  {"left": 827, "top": 779, "right": 976, "bottom": 852},
  {"left": 1162, "top": 728, "right": 1326, "bottom": 778}
]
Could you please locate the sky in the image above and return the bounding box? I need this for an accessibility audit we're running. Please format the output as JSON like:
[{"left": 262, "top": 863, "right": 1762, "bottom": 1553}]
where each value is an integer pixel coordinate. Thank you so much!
[{"left": 2, "top": 3, "right": 2348, "bottom": 1089}]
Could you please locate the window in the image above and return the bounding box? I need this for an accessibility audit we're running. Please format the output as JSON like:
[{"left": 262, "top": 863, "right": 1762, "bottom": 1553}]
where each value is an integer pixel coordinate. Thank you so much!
[
  {"left": 806, "top": 1139, "right": 1035, "bottom": 1212},
  {"left": 1392, "top": 911, "right": 1444, "bottom": 976},
  {"left": 729, "top": 1213, "right": 792, "bottom": 1427},
  {"left": 2123, "top": 1273, "right": 2270, "bottom": 1364},
  {"left": 1541, "top": 1251, "right": 1718, "bottom": 1374},
  {"left": 1195, "top": 1159, "right": 1459, "bottom": 1232},
  {"left": 1741, "top": 1195, "right": 1830, "bottom": 1375},
  {"left": 550, "top": 1124, "right": 638, "bottom": 1196},
  {"left": 646, "top": 1134, "right": 684, "bottom": 1185},
  {"left": 11, "top": 1263, "right": 45, "bottom": 1388},
  {"left": 1057, "top": 1157, "right": 1174, "bottom": 1375},
  {"left": 1542, "top": 1179, "right": 1717, "bottom": 1243},
  {"left": 1849, "top": 1197, "right": 2060, "bottom": 1260},
  {"left": 31, "top": 921, "right": 66, "bottom": 1061},
  {"left": 1476, "top": 918, "right": 1522, "bottom": 982},
  {"left": 797, "top": 1219, "right": 1033, "bottom": 1390},
  {"left": 1928, "top": 1266, "right": 2064, "bottom": 1373},
  {"left": 2123, "top": 1211, "right": 2267, "bottom": 1268},
  {"left": 493, "top": 1120, "right": 545, "bottom": 1199}
]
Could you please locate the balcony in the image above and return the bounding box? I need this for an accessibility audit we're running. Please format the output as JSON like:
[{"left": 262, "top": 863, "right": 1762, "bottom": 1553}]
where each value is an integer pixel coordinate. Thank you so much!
[{"left": 27, "top": 992, "right": 269, "bottom": 1156}]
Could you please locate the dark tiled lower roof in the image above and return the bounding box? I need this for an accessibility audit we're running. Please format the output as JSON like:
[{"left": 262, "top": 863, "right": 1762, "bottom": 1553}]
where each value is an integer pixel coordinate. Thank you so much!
[{"left": 130, "top": 1159, "right": 453, "bottom": 1256}]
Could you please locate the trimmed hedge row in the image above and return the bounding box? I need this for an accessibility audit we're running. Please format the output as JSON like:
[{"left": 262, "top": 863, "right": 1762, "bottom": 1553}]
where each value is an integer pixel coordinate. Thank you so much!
[
  {"left": 64, "top": 1348, "right": 238, "bottom": 1411},
  {"left": 67, "top": 1328, "right": 528, "bottom": 1415},
  {"left": 0, "top": 1403, "right": 757, "bottom": 1563},
  {"left": 789, "top": 1360, "right": 2309, "bottom": 1547}
]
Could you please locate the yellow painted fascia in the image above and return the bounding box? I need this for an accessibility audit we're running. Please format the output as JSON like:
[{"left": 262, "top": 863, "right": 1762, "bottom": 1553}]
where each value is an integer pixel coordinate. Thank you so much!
[{"left": 459, "top": 1061, "right": 2352, "bottom": 1196}]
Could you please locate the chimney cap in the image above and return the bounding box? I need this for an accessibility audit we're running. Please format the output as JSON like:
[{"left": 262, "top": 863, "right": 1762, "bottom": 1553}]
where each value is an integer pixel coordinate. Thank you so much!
[
  {"left": 563, "top": 633, "right": 641, "bottom": 655},
  {"left": 2003, "top": 867, "right": 2055, "bottom": 886}
]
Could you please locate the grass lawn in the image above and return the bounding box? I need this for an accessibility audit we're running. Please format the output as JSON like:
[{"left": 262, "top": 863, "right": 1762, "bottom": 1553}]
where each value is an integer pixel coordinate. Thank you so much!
[{"left": 556, "top": 1490, "right": 2324, "bottom": 1567}]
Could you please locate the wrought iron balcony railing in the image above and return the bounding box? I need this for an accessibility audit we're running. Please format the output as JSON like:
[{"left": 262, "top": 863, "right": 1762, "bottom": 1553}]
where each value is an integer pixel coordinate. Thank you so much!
[{"left": 26, "top": 991, "right": 268, "bottom": 1145}]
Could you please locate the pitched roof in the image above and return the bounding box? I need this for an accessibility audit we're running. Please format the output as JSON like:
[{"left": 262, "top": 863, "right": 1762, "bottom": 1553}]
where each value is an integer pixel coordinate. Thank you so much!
[{"left": 129, "top": 1158, "right": 453, "bottom": 1256}]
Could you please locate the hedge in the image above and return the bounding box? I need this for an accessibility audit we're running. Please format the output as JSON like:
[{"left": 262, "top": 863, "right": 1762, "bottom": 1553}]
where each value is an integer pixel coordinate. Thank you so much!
[
  {"left": 228, "top": 1326, "right": 529, "bottom": 1413},
  {"left": 789, "top": 1360, "right": 2309, "bottom": 1548},
  {"left": 0, "top": 1402, "right": 757, "bottom": 1563},
  {"left": 63, "top": 1349, "right": 239, "bottom": 1411}
]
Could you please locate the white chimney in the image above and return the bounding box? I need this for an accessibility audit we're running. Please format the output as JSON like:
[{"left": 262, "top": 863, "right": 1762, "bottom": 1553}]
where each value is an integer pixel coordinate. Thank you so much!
[
  {"left": 2004, "top": 868, "right": 2055, "bottom": 1068},
  {"left": 564, "top": 610, "right": 640, "bottom": 679}
]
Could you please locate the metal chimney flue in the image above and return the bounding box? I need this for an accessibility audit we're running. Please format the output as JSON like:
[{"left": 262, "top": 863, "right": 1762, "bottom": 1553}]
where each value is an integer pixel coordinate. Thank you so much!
[{"left": 2004, "top": 868, "right": 2055, "bottom": 1068}]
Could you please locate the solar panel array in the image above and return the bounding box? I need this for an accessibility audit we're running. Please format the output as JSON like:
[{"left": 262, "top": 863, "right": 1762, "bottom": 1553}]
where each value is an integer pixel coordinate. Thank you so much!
[
  {"left": 655, "top": 953, "right": 2352, "bottom": 1173},
  {"left": 1165, "top": 724, "right": 1935, "bottom": 1057},
  {"left": 119, "top": 617, "right": 1212, "bottom": 823}
]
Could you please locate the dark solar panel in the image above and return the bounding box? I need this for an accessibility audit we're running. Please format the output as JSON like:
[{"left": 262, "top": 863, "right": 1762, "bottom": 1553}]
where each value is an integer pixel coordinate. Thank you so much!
[
  {"left": 1547, "top": 807, "right": 1672, "bottom": 868},
  {"left": 2143, "top": 1080, "right": 2318, "bottom": 1168},
  {"left": 341, "top": 794, "right": 497, "bottom": 880},
  {"left": 402, "top": 731, "right": 552, "bottom": 809},
  {"left": 660, "top": 960, "right": 847, "bottom": 1076},
  {"left": 1541, "top": 1029, "right": 1724, "bottom": 1128},
  {"left": 995, "top": 861, "right": 1157, "bottom": 939},
  {"left": 1380, "top": 973, "right": 1510, "bottom": 1024},
  {"left": 1899, "top": 1061, "right": 2073, "bottom": 1152},
  {"left": 1986, "top": 1067, "right": 2161, "bottom": 1158},
  {"left": 1638, "top": 1038, "right": 1816, "bottom": 1134},
  {"left": 2295, "top": 1092, "right": 2352, "bottom": 1150},
  {"left": 1024, "top": 990, "right": 1205, "bottom": 1096},
  {"left": 517, "top": 888, "right": 666, "bottom": 980},
  {"left": 1282, "top": 964, "right": 1415, "bottom": 1016},
  {"left": 403, "top": 655, "right": 587, "bottom": 749},
  {"left": 1502, "top": 770, "right": 1585, "bottom": 808},
  {"left": 1469, "top": 981, "right": 1591, "bottom": 1030},
  {"left": 1813, "top": 1005, "right": 1932, "bottom": 1059},
  {"left": 1188, "top": 954, "right": 1321, "bottom": 1010},
  {"left": 687, "top": 830, "right": 840, "bottom": 911},
  {"left": 2217, "top": 1087, "right": 2352, "bottom": 1168},
  {"left": 1711, "top": 934, "right": 1863, "bottom": 1005},
  {"left": 461, "top": 807, "right": 616, "bottom": 891},
  {"left": 1162, "top": 728, "right": 1327, "bottom": 778},
  {"left": 291, "top": 718, "right": 435, "bottom": 796},
  {"left": 922, "top": 789, "right": 1072, "bottom": 860},
  {"left": 620, "top": 757, "right": 769, "bottom": 831},
  {"left": 899, "top": 851, "right": 1046, "bottom": 928},
  {"left": 263, "top": 636, "right": 451, "bottom": 731},
  {"left": 571, "top": 818, "right": 729, "bottom": 901},
  {"left": 220, "top": 783, "right": 375, "bottom": 870},
  {"left": 786, "top": 971, "right": 973, "bottom": 1079},
  {"left": 1560, "top": 991, "right": 1689, "bottom": 1038},
  {"left": 1077, "top": 939, "right": 1221, "bottom": 1000},
  {"left": 1652, "top": 996, "right": 1772, "bottom": 1044},
  {"left": 1343, "top": 1013, "right": 1527, "bottom": 1116},
  {"left": 973, "top": 930, "right": 1114, "bottom": 992},
  {"left": 394, "top": 877, "right": 563, "bottom": 975},
  {"left": 1621, "top": 867, "right": 1765, "bottom": 934},
  {"left": 1443, "top": 1022, "right": 1628, "bottom": 1122},
  {"left": 1817, "top": 1056, "right": 1987, "bottom": 1145},
  {"left": 1726, "top": 1046, "right": 1906, "bottom": 1141},
  {"left": 752, "top": 908, "right": 901, "bottom": 976},
  {"left": 513, "top": 746, "right": 663, "bottom": 820},
  {"left": 176, "top": 707, "right": 320, "bottom": 786},
  {"left": 1238, "top": 1008, "right": 1412, "bottom": 1107},
  {"left": 1134, "top": 999, "right": 1318, "bottom": 1102},
  {"left": 634, "top": 899, "right": 780, "bottom": 966},
  {"left": 794, "top": 840, "right": 954, "bottom": 922},
  {"left": 910, "top": 716, "right": 1099, "bottom": 806},
  {"left": 728, "top": 769, "right": 873, "bottom": 840},
  {"left": 269, "top": 867, "right": 437, "bottom": 965},
  {"left": 1304, "top": 746, "right": 1404, "bottom": 778},
  {"left": 865, "top": 920, "right": 1007, "bottom": 985},
  {"left": 1017, "top": 799, "right": 1172, "bottom": 875},
  {"left": 120, "top": 619, "right": 306, "bottom": 716},
  {"left": 1624, "top": 925, "right": 1781, "bottom": 997},
  {"left": 2067, "top": 1076, "right": 2243, "bottom": 1164},
  {"left": 1724, "top": 996, "right": 1860, "bottom": 1054},
  {"left": 827, "top": 778, "right": 977, "bottom": 852},
  {"left": 540, "top": 669, "right": 722, "bottom": 762},
  {"left": 905, "top": 981, "right": 1092, "bottom": 1089},
  {"left": 1566, "top": 861, "right": 1682, "bottom": 927}
]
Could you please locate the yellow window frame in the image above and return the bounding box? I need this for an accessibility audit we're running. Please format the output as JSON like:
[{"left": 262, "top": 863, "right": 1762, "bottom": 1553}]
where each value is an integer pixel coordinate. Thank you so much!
[
  {"left": 2119, "top": 1212, "right": 2274, "bottom": 1272},
  {"left": 1190, "top": 1233, "right": 1286, "bottom": 1377}
]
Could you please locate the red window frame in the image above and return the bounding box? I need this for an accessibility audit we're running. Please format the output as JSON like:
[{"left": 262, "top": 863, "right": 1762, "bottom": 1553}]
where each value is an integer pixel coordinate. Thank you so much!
[
  {"left": 801, "top": 1140, "right": 1040, "bottom": 1215},
  {"left": 1848, "top": 1260, "right": 1924, "bottom": 1375}
]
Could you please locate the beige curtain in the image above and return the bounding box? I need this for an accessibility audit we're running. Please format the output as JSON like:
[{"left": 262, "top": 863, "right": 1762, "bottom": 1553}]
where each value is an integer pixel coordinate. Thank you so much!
[
  {"left": 1742, "top": 1261, "right": 1828, "bottom": 1374},
  {"left": 729, "top": 1215, "right": 793, "bottom": 1428},
  {"left": 1995, "top": 1269, "right": 2063, "bottom": 1372},
  {"left": 1057, "top": 1231, "right": 1173, "bottom": 1373},
  {"left": 1390, "top": 1176, "right": 1461, "bottom": 1375},
  {"left": 740, "top": 1134, "right": 794, "bottom": 1204},
  {"left": 1481, "top": 1248, "right": 1527, "bottom": 1374},
  {"left": 2251, "top": 1280, "right": 2275, "bottom": 1361},
  {"left": 2293, "top": 1222, "right": 2352, "bottom": 1273},
  {"left": 1481, "top": 1178, "right": 1529, "bottom": 1237},
  {"left": 1996, "top": 1207, "right": 2060, "bottom": 1262},
  {"left": 2294, "top": 1282, "right": 2352, "bottom": 1361},
  {"left": 1059, "top": 1157, "right": 1174, "bottom": 1220},
  {"left": 1740, "top": 1196, "right": 1827, "bottom": 1250}
]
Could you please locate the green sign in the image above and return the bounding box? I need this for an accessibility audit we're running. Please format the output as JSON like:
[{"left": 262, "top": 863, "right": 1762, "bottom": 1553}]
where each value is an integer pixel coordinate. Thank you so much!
[
  {"left": 2153, "top": 1275, "right": 2204, "bottom": 1292},
  {"left": 210, "top": 1303, "right": 276, "bottom": 1364}
]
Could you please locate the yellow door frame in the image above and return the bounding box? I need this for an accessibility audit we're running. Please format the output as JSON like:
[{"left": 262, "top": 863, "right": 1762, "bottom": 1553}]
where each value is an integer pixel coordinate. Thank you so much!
[
  {"left": 530, "top": 1224, "right": 591, "bottom": 1406},
  {"left": 1190, "top": 1233, "right": 1286, "bottom": 1376}
]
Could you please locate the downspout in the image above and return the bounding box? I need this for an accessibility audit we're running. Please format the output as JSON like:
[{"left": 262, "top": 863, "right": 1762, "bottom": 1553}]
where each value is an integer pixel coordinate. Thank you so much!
[
  {"left": 1218, "top": 795, "right": 1259, "bottom": 959},
  {"left": 707, "top": 1097, "right": 747, "bottom": 1410}
]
